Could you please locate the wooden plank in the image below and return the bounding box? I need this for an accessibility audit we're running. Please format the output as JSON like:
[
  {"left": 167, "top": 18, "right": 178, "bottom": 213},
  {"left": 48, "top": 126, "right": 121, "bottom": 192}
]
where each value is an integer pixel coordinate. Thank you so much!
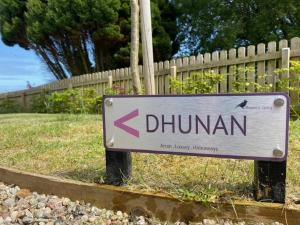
[
  {"left": 90, "top": 73, "right": 95, "bottom": 89},
  {"left": 83, "top": 74, "right": 87, "bottom": 87},
  {"left": 68, "top": 77, "right": 73, "bottom": 89},
  {"left": 238, "top": 47, "right": 246, "bottom": 92},
  {"left": 97, "top": 72, "right": 101, "bottom": 94},
  {"left": 203, "top": 53, "right": 211, "bottom": 70},
  {"left": 280, "top": 46, "right": 290, "bottom": 85},
  {"left": 84, "top": 74, "right": 88, "bottom": 88},
  {"left": 278, "top": 39, "right": 288, "bottom": 70},
  {"left": 254, "top": 161, "right": 286, "bottom": 203},
  {"left": 211, "top": 51, "right": 219, "bottom": 74},
  {"left": 228, "top": 49, "right": 236, "bottom": 92},
  {"left": 257, "top": 43, "right": 266, "bottom": 92},
  {"left": 169, "top": 59, "right": 176, "bottom": 94},
  {"left": 0, "top": 166, "right": 299, "bottom": 224},
  {"left": 195, "top": 54, "right": 204, "bottom": 93},
  {"left": 203, "top": 53, "right": 211, "bottom": 94},
  {"left": 176, "top": 58, "right": 183, "bottom": 94},
  {"left": 290, "top": 37, "right": 300, "bottom": 105},
  {"left": 182, "top": 57, "right": 189, "bottom": 84},
  {"left": 267, "top": 41, "right": 277, "bottom": 91},
  {"left": 78, "top": 75, "right": 83, "bottom": 87},
  {"left": 164, "top": 60, "right": 170, "bottom": 94},
  {"left": 170, "top": 65, "right": 177, "bottom": 94},
  {"left": 96, "top": 72, "right": 101, "bottom": 94},
  {"left": 115, "top": 69, "right": 120, "bottom": 88},
  {"left": 196, "top": 54, "right": 203, "bottom": 65},
  {"left": 188, "top": 56, "right": 196, "bottom": 93},
  {"left": 120, "top": 68, "right": 125, "bottom": 94},
  {"left": 157, "top": 62, "right": 163, "bottom": 94},
  {"left": 108, "top": 71, "right": 113, "bottom": 90},
  {"left": 154, "top": 62, "right": 159, "bottom": 94},
  {"left": 128, "top": 68, "right": 132, "bottom": 94},
  {"left": 189, "top": 56, "right": 195, "bottom": 65},
  {"left": 247, "top": 45, "right": 256, "bottom": 92},
  {"left": 88, "top": 74, "right": 93, "bottom": 88},
  {"left": 212, "top": 51, "right": 219, "bottom": 93},
  {"left": 124, "top": 68, "right": 129, "bottom": 94},
  {"left": 219, "top": 50, "right": 228, "bottom": 93},
  {"left": 105, "top": 71, "right": 111, "bottom": 94}
]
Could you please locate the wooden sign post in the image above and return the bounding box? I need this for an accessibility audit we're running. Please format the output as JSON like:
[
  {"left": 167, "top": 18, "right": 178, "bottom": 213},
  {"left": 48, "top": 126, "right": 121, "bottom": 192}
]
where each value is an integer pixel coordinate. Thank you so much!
[
  {"left": 254, "top": 161, "right": 286, "bottom": 202},
  {"left": 103, "top": 93, "right": 289, "bottom": 202}
]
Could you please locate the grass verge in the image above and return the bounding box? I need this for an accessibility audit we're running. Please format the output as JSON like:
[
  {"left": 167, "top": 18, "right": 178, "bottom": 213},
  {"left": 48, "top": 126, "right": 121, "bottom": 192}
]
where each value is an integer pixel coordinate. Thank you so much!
[{"left": 0, "top": 113, "right": 299, "bottom": 203}]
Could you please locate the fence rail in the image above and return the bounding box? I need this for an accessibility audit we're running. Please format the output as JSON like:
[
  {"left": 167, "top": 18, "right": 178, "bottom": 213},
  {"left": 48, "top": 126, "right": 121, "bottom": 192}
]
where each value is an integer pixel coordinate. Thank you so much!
[{"left": 1, "top": 37, "right": 300, "bottom": 111}]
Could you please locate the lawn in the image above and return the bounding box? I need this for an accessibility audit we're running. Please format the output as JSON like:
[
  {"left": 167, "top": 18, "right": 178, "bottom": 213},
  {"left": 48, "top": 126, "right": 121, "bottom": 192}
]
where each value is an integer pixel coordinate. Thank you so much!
[{"left": 0, "top": 113, "right": 299, "bottom": 203}]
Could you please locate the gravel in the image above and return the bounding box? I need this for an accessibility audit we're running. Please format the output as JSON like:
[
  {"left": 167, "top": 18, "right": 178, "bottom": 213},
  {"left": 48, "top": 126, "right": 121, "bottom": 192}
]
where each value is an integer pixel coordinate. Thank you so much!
[{"left": 0, "top": 182, "right": 284, "bottom": 225}]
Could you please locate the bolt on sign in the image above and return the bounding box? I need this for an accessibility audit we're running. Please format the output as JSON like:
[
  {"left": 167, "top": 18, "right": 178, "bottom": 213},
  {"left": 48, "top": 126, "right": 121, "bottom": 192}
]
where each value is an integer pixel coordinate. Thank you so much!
[{"left": 103, "top": 93, "right": 289, "bottom": 161}]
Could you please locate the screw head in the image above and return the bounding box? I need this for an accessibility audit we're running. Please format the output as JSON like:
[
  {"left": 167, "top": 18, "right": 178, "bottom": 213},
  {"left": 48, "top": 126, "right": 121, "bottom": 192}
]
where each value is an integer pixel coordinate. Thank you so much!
[
  {"left": 273, "top": 148, "right": 283, "bottom": 157},
  {"left": 274, "top": 98, "right": 284, "bottom": 107},
  {"left": 107, "top": 138, "right": 114, "bottom": 147},
  {"left": 105, "top": 98, "right": 113, "bottom": 106}
]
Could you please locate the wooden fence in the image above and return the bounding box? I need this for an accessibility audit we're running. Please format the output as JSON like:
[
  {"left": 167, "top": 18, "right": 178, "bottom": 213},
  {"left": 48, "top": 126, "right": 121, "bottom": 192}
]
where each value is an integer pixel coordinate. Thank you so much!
[{"left": 0, "top": 37, "right": 300, "bottom": 111}]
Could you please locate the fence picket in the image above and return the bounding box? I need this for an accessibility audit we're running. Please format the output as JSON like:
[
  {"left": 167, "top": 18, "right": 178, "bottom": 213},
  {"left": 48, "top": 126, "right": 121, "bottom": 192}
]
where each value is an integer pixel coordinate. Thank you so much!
[
  {"left": 158, "top": 62, "right": 164, "bottom": 94},
  {"left": 128, "top": 68, "right": 132, "bottom": 94},
  {"left": 176, "top": 58, "right": 183, "bottom": 94},
  {"left": 120, "top": 68, "right": 125, "bottom": 93},
  {"left": 290, "top": 37, "right": 300, "bottom": 104},
  {"left": 154, "top": 62, "right": 158, "bottom": 94},
  {"left": 164, "top": 60, "right": 170, "bottom": 94},
  {"left": 238, "top": 47, "right": 246, "bottom": 92},
  {"left": 278, "top": 39, "right": 288, "bottom": 71},
  {"left": 212, "top": 51, "right": 219, "bottom": 93},
  {"left": 108, "top": 71, "right": 113, "bottom": 90},
  {"left": 247, "top": 45, "right": 256, "bottom": 92},
  {"left": 257, "top": 43, "right": 266, "bottom": 91},
  {"left": 115, "top": 69, "right": 120, "bottom": 88},
  {"left": 228, "top": 49, "right": 236, "bottom": 92},
  {"left": 101, "top": 72, "right": 106, "bottom": 95},
  {"left": 219, "top": 50, "right": 228, "bottom": 93},
  {"left": 182, "top": 57, "right": 189, "bottom": 81},
  {"left": 267, "top": 42, "right": 277, "bottom": 91},
  {"left": 124, "top": 68, "right": 129, "bottom": 94}
]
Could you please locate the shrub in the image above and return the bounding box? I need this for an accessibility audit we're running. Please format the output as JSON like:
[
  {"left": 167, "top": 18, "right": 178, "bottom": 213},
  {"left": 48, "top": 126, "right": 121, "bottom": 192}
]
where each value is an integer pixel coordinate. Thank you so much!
[
  {"left": 170, "top": 63, "right": 300, "bottom": 95},
  {"left": 0, "top": 99, "right": 22, "bottom": 114},
  {"left": 31, "top": 88, "right": 103, "bottom": 114},
  {"left": 105, "top": 84, "right": 131, "bottom": 95},
  {"left": 31, "top": 93, "right": 48, "bottom": 113},
  {"left": 169, "top": 64, "right": 300, "bottom": 118},
  {"left": 170, "top": 70, "right": 224, "bottom": 94}
]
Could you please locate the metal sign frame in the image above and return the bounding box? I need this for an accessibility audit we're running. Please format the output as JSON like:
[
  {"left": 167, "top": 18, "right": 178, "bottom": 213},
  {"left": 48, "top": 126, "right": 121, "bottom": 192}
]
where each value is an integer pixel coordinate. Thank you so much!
[{"left": 103, "top": 93, "right": 289, "bottom": 162}]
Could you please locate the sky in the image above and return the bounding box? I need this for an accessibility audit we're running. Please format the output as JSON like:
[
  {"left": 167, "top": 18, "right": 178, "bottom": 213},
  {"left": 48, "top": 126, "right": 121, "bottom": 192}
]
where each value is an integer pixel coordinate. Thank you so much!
[{"left": 0, "top": 40, "right": 55, "bottom": 93}]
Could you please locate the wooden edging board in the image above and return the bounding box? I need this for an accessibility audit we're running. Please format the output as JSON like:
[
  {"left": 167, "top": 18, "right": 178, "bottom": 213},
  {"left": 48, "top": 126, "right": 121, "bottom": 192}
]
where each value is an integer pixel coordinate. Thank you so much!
[{"left": 0, "top": 166, "right": 299, "bottom": 224}]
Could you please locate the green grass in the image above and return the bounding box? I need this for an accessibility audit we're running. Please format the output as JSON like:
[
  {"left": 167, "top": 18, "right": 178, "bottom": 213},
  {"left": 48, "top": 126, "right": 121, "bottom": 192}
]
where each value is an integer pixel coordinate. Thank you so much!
[{"left": 0, "top": 113, "right": 299, "bottom": 203}]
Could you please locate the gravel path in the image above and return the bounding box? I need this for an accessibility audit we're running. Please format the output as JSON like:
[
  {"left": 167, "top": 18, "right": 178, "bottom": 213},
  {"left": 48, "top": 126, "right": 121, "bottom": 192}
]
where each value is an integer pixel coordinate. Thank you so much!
[{"left": 0, "top": 182, "right": 284, "bottom": 225}]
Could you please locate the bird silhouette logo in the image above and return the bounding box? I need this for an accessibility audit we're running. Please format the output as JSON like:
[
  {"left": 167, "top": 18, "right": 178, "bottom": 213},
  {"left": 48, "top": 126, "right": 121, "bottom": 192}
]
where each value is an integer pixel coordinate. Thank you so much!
[{"left": 236, "top": 100, "right": 248, "bottom": 109}]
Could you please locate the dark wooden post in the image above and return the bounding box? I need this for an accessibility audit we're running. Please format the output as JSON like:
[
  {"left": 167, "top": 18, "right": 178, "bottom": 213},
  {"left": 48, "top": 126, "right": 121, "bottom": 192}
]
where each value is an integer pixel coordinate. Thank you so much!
[
  {"left": 105, "top": 151, "right": 132, "bottom": 185},
  {"left": 254, "top": 160, "right": 286, "bottom": 203},
  {"left": 21, "top": 92, "right": 26, "bottom": 111}
]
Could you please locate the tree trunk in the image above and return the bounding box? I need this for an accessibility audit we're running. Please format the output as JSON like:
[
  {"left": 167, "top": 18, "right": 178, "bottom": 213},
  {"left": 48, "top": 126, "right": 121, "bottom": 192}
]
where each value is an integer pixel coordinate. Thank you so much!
[
  {"left": 130, "top": 0, "right": 142, "bottom": 94},
  {"left": 34, "top": 45, "right": 67, "bottom": 80},
  {"left": 140, "top": 0, "right": 155, "bottom": 95}
]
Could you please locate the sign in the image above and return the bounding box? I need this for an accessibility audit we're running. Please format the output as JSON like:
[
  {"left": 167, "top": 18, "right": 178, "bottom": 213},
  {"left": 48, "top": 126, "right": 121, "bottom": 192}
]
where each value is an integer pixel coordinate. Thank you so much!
[{"left": 103, "top": 93, "right": 289, "bottom": 161}]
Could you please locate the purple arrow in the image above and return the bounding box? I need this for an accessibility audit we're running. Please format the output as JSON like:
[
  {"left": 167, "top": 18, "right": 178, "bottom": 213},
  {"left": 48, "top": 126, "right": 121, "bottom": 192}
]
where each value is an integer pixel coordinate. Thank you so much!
[{"left": 114, "top": 109, "right": 139, "bottom": 138}]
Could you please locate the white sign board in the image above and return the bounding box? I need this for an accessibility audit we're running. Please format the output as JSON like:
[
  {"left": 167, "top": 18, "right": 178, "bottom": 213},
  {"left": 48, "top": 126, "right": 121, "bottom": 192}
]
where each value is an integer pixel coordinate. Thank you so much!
[{"left": 103, "top": 93, "right": 289, "bottom": 161}]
